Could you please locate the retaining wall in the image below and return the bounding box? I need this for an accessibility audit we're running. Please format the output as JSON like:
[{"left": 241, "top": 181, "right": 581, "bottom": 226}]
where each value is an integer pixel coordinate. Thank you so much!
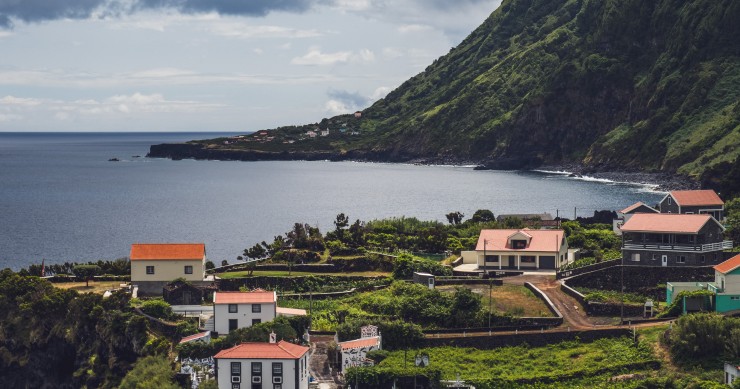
[{"left": 422, "top": 328, "right": 633, "bottom": 349}]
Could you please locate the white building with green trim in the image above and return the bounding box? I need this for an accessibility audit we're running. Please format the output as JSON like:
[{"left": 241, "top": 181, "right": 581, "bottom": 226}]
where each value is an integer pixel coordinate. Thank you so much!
[{"left": 666, "top": 253, "right": 740, "bottom": 315}]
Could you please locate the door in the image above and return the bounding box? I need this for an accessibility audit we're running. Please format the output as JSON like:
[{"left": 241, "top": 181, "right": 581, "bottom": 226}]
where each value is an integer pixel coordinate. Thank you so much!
[{"left": 661, "top": 255, "right": 668, "bottom": 267}]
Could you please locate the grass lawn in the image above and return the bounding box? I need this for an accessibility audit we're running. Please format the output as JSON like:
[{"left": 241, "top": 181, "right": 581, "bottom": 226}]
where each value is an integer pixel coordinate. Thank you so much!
[
  {"left": 371, "top": 337, "right": 657, "bottom": 384},
  {"left": 437, "top": 284, "right": 553, "bottom": 317},
  {"left": 217, "top": 270, "right": 391, "bottom": 278},
  {"left": 53, "top": 281, "right": 126, "bottom": 294}
]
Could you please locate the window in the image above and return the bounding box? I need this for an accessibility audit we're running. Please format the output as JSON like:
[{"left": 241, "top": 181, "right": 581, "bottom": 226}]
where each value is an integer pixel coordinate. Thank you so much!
[
  {"left": 511, "top": 240, "right": 527, "bottom": 249},
  {"left": 651, "top": 254, "right": 658, "bottom": 261},
  {"left": 252, "top": 319, "right": 261, "bottom": 325},
  {"left": 252, "top": 304, "right": 261, "bottom": 313},
  {"left": 731, "top": 296, "right": 740, "bottom": 301},
  {"left": 251, "top": 362, "right": 262, "bottom": 375},
  {"left": 229, "top": 304, "right": 238, "bottom": 313},
  {"left": 273, "top": 385, "right": 282, "bottom": 389},
  {"left": 272, "top": 362, "right": 283, "bottom": 376},
  {"left": 484, "top": 255, "right": 499, "bottom": 263},
  {"left": 667, "top": 197, "right": 672, "bottom": 205},
  {"left": 676, "top": 255, "right": 686, "bottom": 264},
  {"left": 521, "top": 256, "right": 536, "bottom": 263},
  {"left": 146, "top": 265, "right": 155, "bottom": 274},
  {"left": 630, "top": 253, "right": 640, "bottom": 262},
  {"left": 229, "top": 319, "right": 238, "bottom": 331},
  {"left": 231, "top": 362, "right": 241, "bottom": 375},
  {"left": 232, "top": 384, "right": 240, "bottom": 389},
  {"left": 699, "top": 255, "right": 705, "bottom": 264},
  {"left": 184, "top": 265, "right": 193, "bottom": 274}
]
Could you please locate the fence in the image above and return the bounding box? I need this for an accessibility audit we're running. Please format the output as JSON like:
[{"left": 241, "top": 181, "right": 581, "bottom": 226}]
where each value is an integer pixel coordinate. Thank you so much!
[{"left": 556, "top": 259, "right": 619, "bottom": 279}]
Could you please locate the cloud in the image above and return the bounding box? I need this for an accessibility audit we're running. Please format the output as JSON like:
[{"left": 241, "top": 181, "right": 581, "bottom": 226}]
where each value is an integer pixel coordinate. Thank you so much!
[
  {"left": 327, "top": 89, "right": 369, "bottom": 108},
  {"left": 291, "top": 48, "right": 375, "bottom": 66},
  {"left": 205, "top": 22, "right": 322, "bottom": 39},
  {"left": 0, "top": 0, "right": 316, "bottom": 29},
  {"left": 0, "top": 95, "right": 42, "bottom": 106}
]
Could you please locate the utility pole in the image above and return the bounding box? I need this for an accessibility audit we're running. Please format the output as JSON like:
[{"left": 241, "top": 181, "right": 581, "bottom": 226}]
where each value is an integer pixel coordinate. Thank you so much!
[
  {"left": 620, "top": 233, "right": 625, "bottom": 324},
  {"left": 574, "top": 207, "right": 577, "bottom": 220},
  {"left": 488, "top": 278, "right": 493, "bottom": 330}
]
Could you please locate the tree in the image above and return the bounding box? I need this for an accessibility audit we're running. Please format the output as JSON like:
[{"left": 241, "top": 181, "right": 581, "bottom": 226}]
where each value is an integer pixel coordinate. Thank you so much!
[
  {"left": 119, "top": 355, "right": 179, "bottom": 389},
  {"left": 221, "top": 260, "right": 228, "bottom": 267},
  {"left": 205, "top": 260, "right": 215, "bottom": 270},
  {"left": 72, "top": 264, "right": 100, "bottom": 287},
  {"left": 470, "top": 209, "right": 495, "bottom": 223},
  {"left": 334, "top": 213, "right": 350, "bottom": 240},
  {"left": 445, "top": 211, "right": 464, "bottom": 225}
]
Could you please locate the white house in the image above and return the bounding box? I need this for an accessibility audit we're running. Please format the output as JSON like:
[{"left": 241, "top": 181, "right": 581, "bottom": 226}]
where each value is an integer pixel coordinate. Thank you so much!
[
  {"left": 319, "top": 128, "right": 329, "bottom": 136},
  {"left": 214, "top": 340, "right": 310, "bottom": 389},
  {"left": 726, "top": 363, "right": 740, "bottom": 386},
  {"left": 337, "top": 325, "right": 382, "bottom": 371},
  {"left": 213, "top": 291, "right": 277, "bottom": 334},
  {"left": 213, "top": 290, "right": 307, "bottom": 334},
  {"left": 460, "top": 228, "right": 568, "bottom": 271}
]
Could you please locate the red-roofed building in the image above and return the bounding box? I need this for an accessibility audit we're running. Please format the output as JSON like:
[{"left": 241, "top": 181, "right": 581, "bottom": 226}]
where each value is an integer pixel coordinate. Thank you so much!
[
  {"left": 613, "top": 201, "right": 659, "bottom": 235},
  {"left": 214, "top": 340, "right": 310, "bottom": 389},
  {"left": 659, "top": 189, "right": 725, "bottom": 220},
  {"left": 179, "top": 331, "right": 211, "bottom": 344},
  {"left": 213, "top": 291, "right": 277, "bottom": 334},
  {"left": 460, "top": 229, "right": 568, "bottom": 271},
  {"left": 130, "top": 243, "right": 207, "bottom": 291},
  {"left": 338, "top": 336, "right": 381, "bottom": 370},
  {"left": 620, "top": 213, "right": 731, "bottom": 266}
]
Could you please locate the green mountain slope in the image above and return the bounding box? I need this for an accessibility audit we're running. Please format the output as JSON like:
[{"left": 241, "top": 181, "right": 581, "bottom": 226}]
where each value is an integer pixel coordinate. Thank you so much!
[
  {"left": 359, "top": 0, "right": 739, "bottom": 173},
  {"left": 153, "top": 0, "right": 740, "bottom": 193}
]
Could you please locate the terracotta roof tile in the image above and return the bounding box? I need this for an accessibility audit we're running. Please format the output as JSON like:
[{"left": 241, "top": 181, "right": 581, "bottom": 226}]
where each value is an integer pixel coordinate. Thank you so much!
[
  {"left": 714, "top": 254, "right": 740, "bottom": 274},
  {"left": 214, "top": 341, "right": 309, "bottom": 360},
  {"left": 339, "top": 337, "right": 381, "bottom": 350},
  {"left": 670, "top": 190, "right": 724, "bottom": 206},
  {"left": 619, "top": 213, "right": 720, "bottom": 233},
  {"left": 619, "top": 202, "right": 658, "bottom": 214},
  {"left": 276, "top": 307, "right": 307, "bottom": 316},
  {"left": 130, "top": 243, "right": 205, "bottom": 261},
  {"left": 213, "top": 291, "right": 276, "bottom": 304},
  {"left": 179, "top": 331, "right": 210, "bottom": 344},
  {"left": 475, "top": 229, "right": 564, "bottom": 252}
]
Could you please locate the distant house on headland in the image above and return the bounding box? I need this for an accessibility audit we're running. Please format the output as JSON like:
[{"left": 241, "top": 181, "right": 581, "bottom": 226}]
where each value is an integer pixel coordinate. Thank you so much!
[
  {"left": 658, "top": 189, "right": 724, "bottom": 221},
  {"left": 354, "top": 111, "right": 362, "bottom": 118}
]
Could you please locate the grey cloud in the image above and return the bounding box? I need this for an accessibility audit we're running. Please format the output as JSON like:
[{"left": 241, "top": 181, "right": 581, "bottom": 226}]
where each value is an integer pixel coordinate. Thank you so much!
[
  {"left": 0, "top": 0, "right": 316, "bottom": 29},
  {"left": 327, "top": 89, "right": 370, "bottom": 109}
]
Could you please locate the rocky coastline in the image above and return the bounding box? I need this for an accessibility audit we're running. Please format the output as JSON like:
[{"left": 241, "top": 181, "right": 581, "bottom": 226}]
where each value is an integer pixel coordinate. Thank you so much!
[{"left": 147, "top": 142, "right": 698, "bottom": 192}]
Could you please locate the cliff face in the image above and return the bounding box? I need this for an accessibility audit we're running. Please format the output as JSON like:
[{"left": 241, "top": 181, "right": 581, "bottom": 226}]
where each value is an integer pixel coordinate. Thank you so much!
[{"left": 151, "top": 0, "right": 740, "bottom": 194}]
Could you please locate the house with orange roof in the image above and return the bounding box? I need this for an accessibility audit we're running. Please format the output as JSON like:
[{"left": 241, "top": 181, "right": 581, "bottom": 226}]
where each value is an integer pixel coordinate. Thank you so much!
[
  {"left": 130, "top": 243, "right": 208, "bottom": 295},
  {"left": 620, "top": 213, "right": 731, "bottom": 267},
  {"left": 658, "top": 189, "right": 725, "bottom": 221},
  {"left": 665, "top": 254, "right": 740, "bottom": 315},
  {"left": 213, "top": 290, "right": 277, "bottom": 334},
  {"left": 214, "top": 340, "right": 310, "bottom": 389},
  {"left": 212, "top": 290, "right": 307, "bottom": 334},
  {"left": 460, "top": 229, "right": 568, "bottom": 271},
  {"left": 612, "top": 201, "right": 659, "bottom": 235}
]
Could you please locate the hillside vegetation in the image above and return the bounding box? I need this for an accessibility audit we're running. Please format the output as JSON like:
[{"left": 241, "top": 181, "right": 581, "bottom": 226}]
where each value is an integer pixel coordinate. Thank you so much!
[{"left": 159, "top": 0, "right": 740, "bottom": 194}]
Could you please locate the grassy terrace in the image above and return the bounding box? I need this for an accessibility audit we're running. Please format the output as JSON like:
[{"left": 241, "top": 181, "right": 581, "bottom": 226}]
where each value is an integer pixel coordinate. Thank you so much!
[
  {"left": 438, "top": 284, "right": 553, "bottom": 317},
  {"left": 53, "top": 281, "right": 126, "bottom": 294},
  {"left": 217, "top": 270, "right": 391, "bottom": 278},
  {"left": 359, "top": 337, "right": 658, "bottom": 387}
]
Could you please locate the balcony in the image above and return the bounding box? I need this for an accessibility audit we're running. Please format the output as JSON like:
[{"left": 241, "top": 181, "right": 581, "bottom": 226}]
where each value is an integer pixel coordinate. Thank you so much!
[{"left": 623, "top": 240, "right": 733, "bottom": 252}]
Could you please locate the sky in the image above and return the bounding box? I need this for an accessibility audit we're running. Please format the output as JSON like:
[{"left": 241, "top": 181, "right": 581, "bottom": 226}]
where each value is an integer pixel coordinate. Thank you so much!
[{"left": 0, "top": 0, "right": 502, "bottom": 132}]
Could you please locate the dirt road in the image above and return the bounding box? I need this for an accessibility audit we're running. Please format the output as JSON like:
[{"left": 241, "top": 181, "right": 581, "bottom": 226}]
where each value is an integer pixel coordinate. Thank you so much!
[{"left": 308, "top": 335, "right": 339, "bottom": 389}]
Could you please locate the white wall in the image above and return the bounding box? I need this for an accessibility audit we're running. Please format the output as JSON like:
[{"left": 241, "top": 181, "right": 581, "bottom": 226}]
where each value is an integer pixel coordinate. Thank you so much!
[
  {"left": 717, "top": 271, "right": 740, "bottom": 294},
  {"left": 217, "top": 355, "right": 309, "bottom": 389},
  {"left": 131, "top": 258, "right": 205, "bottom": 282},
  {"left": 341, "top": 344, "right": 380, "bottom": 371},
  {"left": 214, "top": 303, "right": 276, "bottom": 334}
]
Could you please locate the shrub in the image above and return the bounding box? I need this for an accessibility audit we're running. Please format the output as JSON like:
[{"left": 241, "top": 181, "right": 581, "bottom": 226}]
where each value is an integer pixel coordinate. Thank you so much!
[{"left": 140, "top": 299, "right": 176, "bottom": 321}]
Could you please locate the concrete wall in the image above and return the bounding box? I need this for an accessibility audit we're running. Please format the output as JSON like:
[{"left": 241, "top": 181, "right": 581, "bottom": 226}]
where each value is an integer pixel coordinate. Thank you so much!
[
  {"left": 716, "top": 294, "right": 740, "bottom": 313},
  {"left": 461, "top": 251, "right": 478, "bottom": 264},
  {"left": 214, "top": 302, "right": 277, "bottom": 334},
  {"left": 216, "top": 356, "right": 308, "bottom": 389},
  {"left": 131, "top": 259, "right": 204, "bottom": 282}
]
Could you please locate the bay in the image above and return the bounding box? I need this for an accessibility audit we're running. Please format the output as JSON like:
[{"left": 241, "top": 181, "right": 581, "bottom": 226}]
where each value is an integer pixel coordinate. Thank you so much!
[{"left": 0, "top": 132, "right": 663, "bottom": 269}]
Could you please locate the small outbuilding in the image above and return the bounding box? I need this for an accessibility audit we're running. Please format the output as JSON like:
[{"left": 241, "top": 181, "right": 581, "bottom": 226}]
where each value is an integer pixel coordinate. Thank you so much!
[{"left": 413, "top": 272, "right": 435, "bottom": 289}]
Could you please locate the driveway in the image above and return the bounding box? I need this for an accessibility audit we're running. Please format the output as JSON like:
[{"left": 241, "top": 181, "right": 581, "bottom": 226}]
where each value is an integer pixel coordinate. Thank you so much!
[{"left": 309, "top": 335, "right": 339, "bottom": 389}]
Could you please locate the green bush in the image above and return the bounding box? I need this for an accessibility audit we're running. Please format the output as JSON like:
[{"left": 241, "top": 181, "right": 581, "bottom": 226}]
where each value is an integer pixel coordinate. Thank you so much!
[{"left": 140, "top": 299, "right": 176, "bottom": 321}]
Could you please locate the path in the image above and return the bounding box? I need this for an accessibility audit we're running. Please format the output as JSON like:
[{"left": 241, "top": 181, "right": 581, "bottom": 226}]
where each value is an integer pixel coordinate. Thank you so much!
[{"left": 308, "top": 335, "right": 339, "bottom": 389}]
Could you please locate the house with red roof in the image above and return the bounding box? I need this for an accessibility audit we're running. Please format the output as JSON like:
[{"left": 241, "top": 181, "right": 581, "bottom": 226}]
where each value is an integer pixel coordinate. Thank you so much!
[
  {"left": 666, "top": 254, "right": 740, "bottom": 315},
  {"left": 620, "top": 213, "right": 731, "bottom": 267},
  {"left": 130, "top": 243, "right": 206, "bottom": 282},
  {"left": 337, "top": 325, "right": 382, "bottom": 371},
  {"left": 612, "top": 201, "right": 659, "bottom": 235},
  {"left": 658, "top": 189, "right": 725, "bottom": 221},
  {"left": 460, "top": 228, "right": 568, "bottom": 271},
  {"left": 214, "top": 340, "right": 310, "bottom": 389},
  {"left": 212, "top": 290, "right": 307, "bottom": 334}
]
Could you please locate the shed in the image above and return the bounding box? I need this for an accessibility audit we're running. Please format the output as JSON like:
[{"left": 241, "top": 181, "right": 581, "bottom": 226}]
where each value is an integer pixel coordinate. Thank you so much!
[{"left": 413, "top": 272, "right": 435, "bottom": 289}]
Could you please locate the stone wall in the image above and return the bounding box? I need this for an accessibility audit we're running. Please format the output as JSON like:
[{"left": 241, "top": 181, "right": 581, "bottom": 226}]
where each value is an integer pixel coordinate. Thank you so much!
[{"left": 422, "top": 328, "right": 632, "bottom": 349}]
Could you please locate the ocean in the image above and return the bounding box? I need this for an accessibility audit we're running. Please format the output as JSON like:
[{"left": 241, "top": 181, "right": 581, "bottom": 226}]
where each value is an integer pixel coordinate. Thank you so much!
[{"left": 0, "top": 132, "right": 664, "bottom": 269}]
